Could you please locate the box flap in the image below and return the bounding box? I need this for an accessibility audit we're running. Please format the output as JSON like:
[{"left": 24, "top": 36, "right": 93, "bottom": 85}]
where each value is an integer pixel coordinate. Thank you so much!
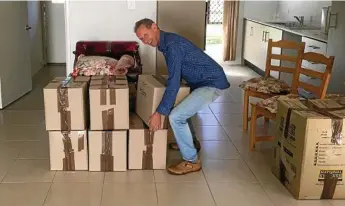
[
  {"left": 44, "top": 76, "right": 88, "bottom": 90},
  {"left": 89, "top": 75, "right": 128, "bottom": 89}
]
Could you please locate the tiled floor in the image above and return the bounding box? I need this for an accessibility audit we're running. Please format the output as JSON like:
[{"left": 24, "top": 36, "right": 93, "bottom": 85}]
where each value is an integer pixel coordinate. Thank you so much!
[{"left": 0, "top": 64, "right": 343, "bottom": 206}]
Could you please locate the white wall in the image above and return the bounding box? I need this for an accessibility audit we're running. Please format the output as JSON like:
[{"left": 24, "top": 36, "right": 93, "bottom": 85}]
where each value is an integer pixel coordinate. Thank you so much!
[
  {"left": 243, "top": 1, "right": 279, "bottom": 21},
  {"left": 64, "top": 1, "right": 157, "bottom": 75},
  {"left": 46, "top": 2, "right": 66, "bottom": 63},
  {"left": 277, "top": 1, "right": 331, "bottom": 25}
]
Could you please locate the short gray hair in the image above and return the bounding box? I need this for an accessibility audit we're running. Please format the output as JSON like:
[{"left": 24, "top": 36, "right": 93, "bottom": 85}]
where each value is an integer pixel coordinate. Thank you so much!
[{"left": 134, "top": 18, "right": 155, "bottom": 32}]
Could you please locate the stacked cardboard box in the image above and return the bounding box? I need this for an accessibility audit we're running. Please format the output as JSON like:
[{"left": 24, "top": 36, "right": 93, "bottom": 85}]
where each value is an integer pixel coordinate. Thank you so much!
[
  {"left": 43, "top": 76, "right": 90, "bottom": 171},
  {"left": 272, "top": 98, "right": 345, "bottom": 200},
  {"left": 88, "top": 75, "right": 129, "bottom": 172},
  {"left": 129, "top": 74, "right": 190, "bottom": 169},
  {"left": 136, "top": 75, "right": 190, "bottom": 129},
  {"left": 43, "top": 73, "right": 190, "bottom": 172}
]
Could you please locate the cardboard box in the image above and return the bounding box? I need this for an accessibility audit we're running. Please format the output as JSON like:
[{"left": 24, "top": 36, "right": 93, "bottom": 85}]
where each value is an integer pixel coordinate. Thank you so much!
[
  {"left": 49, "top": 130, "right": 88, "bottom": 171},
  {"left": 129, "top": 82, "right": 137, "bottom": 113},
  {"left": 89, "top": 75, "right": 129, "bottom": 130},
  {"left": 43, "top": 76, "right": 90, "bottom": 131},
  {"left": 129, "top": 113, "right": 167, "bottom": 170},
  {"left": 88, "top": 130, "right": 127, "bottom": 171},
  {"left": 272, "top": 99, "right": 345, "bottom": 200},
  {"left": 136, "top": 75, "right": 190, "bottom": 128},
  {"left": 275, "top": 99, "right": 309, "bottom": 147}
]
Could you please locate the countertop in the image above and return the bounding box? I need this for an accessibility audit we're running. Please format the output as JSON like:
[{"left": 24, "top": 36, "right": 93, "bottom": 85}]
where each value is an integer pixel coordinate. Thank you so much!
[{"left": 245, "top": 18, "right": 328, "bottom": 43}]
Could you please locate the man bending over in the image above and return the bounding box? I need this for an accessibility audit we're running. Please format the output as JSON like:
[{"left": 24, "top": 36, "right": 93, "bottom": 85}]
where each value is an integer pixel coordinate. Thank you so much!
[{"left": 134, "top": 18, "right": 230, "bottom": 175}]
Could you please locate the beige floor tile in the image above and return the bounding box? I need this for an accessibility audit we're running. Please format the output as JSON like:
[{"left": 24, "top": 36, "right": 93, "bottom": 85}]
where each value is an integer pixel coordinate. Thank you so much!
[
  {"left": 0, "top": 157, "right": 15, "bottom": 181},
  {"left": 101, "top": 183, "right": 158, "bottom": 206},
  {"left": 53, "top": 171, "right": 104, "bottom": 183},
  {"left": 0, "top": 124, "right": 48, "bottom": 141},
  {"left": 197, "top": 106, "right": 212, "bottom": 114},
  {"left": 191, "top": 114, "right": 220, "bottom": 126},
  {"left": 330, "top": 200, "right": 345, "bottom": 206},
  {"left": 202, "top": 159, "right": 258, "bottom": 183},
  {"left": 44, "top": 183, "right": 103, "bottom": 206},
  {"left": 194, "top": 126, "right": 229, "bottom": 141},
  {"left": 0, "top": 141, "right": 24, "bottom": 158},
  {"left": 200, "top": 141, "right": 241, "bottom": 160},
  {"left": 214, "top": 113, "right": 243, "bottom": 126},
  {"left": 154, "top": 169, "right": 206, "bottom": 183},
  {"left": 222, "top": 125, "right": 249, "bottom": 142},
  {"left": 104, "top": 170, "right": 154, "bottom": 183},
  {"left": 209, "top": 102, "right": 245, "bottom": 114},
  {"left": 156, "top": 182, "right": 215, "bottom": 206},
  {"left": 209, "top": 181, "right": 273, "bottom": 206},
  {"left": 215, "top": 113, "right": 266, "bottom": 127},
  {"left": 19, "top": 140, "right": 49, "bottom": 159},
  {"left": 213, "top": 93, "right": 235, "bottom": 103},
  {"left": 0, "top": 183, "right": 51, "bottom": 206},
  {"left": 263, "top": 182, "right": 333, "bottom": 206},
  {"left": 0, "top": 110, "right": 45, "bottom": 126},
  {"left": 5, "top": 89, "right": 45, "bottom": 111},
  {"left": 3, "top": 159, "right": 56, "bottom": 183}
]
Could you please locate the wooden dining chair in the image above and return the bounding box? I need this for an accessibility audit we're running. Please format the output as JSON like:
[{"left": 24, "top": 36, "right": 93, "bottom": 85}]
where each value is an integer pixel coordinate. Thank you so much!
[
  {"left": 249, "top": 51, "right": 335, "bottom": 151},
  {"left": 241, "top": 39, "right": 305, "bottom": 131}
]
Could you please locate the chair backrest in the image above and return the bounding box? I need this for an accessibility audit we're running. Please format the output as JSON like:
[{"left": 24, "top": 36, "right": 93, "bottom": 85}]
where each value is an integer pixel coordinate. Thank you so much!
[
  {"left": 265, "top": 39, "right": 306, "bottom": 93},
  {"left": 291, "top": 52, "right": 334, "bottom": 99}
]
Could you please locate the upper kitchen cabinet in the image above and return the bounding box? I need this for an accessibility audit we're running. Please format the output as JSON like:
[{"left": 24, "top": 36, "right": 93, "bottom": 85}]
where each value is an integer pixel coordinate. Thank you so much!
[
  {"left": 325, "top": 1, "right": 345, "bottom": 94},
  {"left": 243, "top": 19, "right": 282, "bottom": 77}
]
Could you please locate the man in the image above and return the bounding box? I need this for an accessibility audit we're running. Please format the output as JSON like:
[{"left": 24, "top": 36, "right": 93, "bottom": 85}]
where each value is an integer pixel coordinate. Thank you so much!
[{"left": 134, "top": 18, "right": 230, "bottom": 175}]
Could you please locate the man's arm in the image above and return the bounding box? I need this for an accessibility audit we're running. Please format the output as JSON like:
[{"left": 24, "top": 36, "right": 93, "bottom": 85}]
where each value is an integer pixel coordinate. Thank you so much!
[{"left": 156, "top": 44, "right": 183, "bottom": 116}]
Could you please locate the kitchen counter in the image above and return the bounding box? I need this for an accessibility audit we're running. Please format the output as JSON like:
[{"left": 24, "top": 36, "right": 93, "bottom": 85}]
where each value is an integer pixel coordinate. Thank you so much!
[{"left": 245, "top": 18, "right": 328, "bottom": 43}]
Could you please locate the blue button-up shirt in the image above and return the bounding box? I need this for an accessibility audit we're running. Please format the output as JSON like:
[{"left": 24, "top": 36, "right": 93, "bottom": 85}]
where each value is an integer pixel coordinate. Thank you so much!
[{"left": 156, "top": 30, "right": 230, "bottom": 116}]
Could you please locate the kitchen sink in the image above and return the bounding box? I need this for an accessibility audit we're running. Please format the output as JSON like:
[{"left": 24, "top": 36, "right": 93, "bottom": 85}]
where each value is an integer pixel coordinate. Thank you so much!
[{"left": 266, "top": 21, "right": 321, "bottom": 30}]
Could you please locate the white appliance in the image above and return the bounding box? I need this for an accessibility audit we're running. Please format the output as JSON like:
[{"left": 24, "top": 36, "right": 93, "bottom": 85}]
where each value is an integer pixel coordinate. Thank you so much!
[
  {"left": 321, "top": 6, "right": 331, "bottom": 34},
  {"left": 326, "top": 1, "right": 345, "bottom": 94}
]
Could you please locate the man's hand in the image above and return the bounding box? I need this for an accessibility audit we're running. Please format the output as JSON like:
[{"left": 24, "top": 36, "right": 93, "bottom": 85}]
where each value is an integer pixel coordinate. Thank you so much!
[{"left": 148, "top": 112, "right": 161, "bottom": 132}]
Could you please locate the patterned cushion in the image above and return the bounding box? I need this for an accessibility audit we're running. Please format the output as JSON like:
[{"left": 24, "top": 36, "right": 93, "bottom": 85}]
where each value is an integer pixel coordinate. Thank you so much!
[
  {"left": 257, "top": 94, "right": 303, "bottom": 113},
  {"left": 239, "top": 77, "right": 290, "bottom": 94},
  {"left": 72, "top": 54, "right": 135, "bottom": 76}
]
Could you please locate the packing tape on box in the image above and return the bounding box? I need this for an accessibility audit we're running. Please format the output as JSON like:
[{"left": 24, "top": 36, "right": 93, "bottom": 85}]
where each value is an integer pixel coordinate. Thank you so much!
[
  {"left": 61, "top": 131, "right": 85, "bottom": 171},
  {"left": 61, "top": 131, "right": 75, "bottom": 171},
  {"left": 283, "top": 99, "right": 345, "bottom": 145},
  {"left": 54, "top": 77, "right": 86, "bottom": 130},
  {"left": 77, "top": 131, "right": 85, "bottom": 152},
  {"left": 100, "top": 131, "right": 114, "bottom": 172},
  {"left": 102, "top": 108, "right": 115, "bottom": 130},
  {"left": 142, "top": 130, "right": 154, "bottom": 169},
  {"left": 94, "top": 76, "right": 127, "bottom": 130}
]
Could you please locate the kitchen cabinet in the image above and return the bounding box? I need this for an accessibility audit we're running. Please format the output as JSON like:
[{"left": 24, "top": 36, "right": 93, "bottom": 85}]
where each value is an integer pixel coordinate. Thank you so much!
[
  {"left": 243, "top": 20, "right": 260, "bottom": 67},
  {"left": 243, "top": 19, "right": 283, "bottom": 78}
]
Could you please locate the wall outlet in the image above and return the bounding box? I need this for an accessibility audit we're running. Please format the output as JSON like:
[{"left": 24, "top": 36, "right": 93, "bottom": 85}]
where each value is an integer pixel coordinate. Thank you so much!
[{"left": 128, "top": 0, "right": 135, "bottom": 10}]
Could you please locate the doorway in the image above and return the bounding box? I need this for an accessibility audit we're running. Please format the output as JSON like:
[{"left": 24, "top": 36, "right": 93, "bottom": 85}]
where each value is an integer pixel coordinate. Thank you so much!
[{"left": 205, "top": 0, "right": 224, "bottom": 63}]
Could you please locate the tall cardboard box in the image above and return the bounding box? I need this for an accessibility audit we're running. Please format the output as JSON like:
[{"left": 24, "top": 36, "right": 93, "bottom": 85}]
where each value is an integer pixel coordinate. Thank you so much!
[
  {"left": 89, "top": 75, "right": 129, "bottom": 130},
  {"left": 88, "top": 130, "right": 127, "bottom": 171},
  {"left": 129, "top": 113, "right": 167, "bottom": 170},
  {"left": 272, "top": 99, "right": 345, "bottom": 200},
  {"left": 49, "top": 131, "right": 88, "bottom": 171},
  {"left": 136, "top": 75, "right": 190, "bottom": 129},
  {"left": 43, "top": 76, "right": 90, "bottom": 131}
]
